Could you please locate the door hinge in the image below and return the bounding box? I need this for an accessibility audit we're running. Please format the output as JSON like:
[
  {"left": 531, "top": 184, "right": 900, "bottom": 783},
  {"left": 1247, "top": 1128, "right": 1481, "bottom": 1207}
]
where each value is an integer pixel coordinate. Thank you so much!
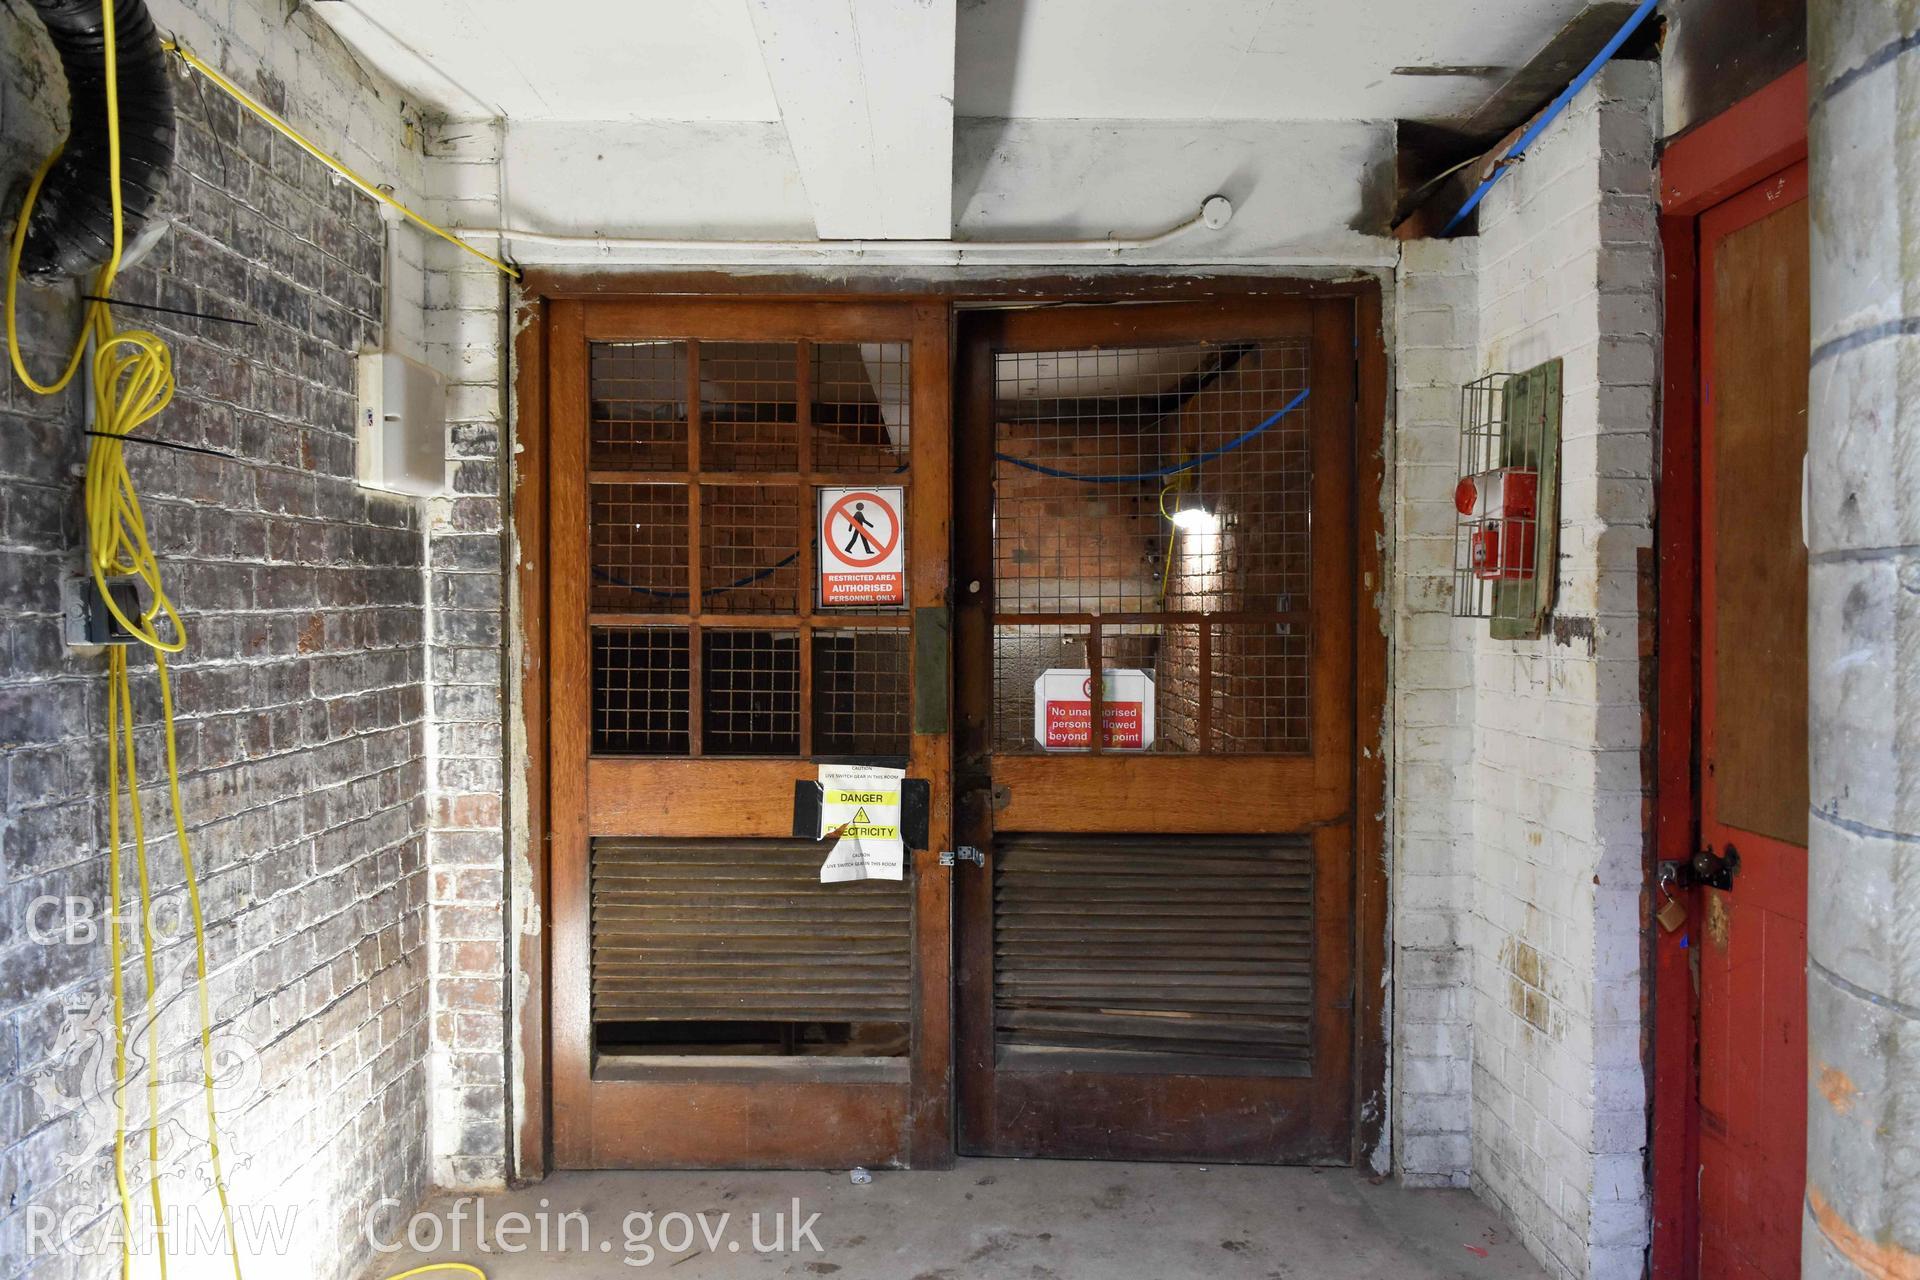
[{"left": 939, "top": 846, "right": 984, "bottom": 869}]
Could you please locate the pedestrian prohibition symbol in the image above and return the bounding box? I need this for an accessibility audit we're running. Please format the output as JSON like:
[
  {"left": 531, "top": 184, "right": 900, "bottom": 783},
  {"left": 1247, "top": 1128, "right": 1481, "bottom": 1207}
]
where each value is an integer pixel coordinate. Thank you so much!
[{"left": 818, "top": 485, "right": 905, "bottom": 606}]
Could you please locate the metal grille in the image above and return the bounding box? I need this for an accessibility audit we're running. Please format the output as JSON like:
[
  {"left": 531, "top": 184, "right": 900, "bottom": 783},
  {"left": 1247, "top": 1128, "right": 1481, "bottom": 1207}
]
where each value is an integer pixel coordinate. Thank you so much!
[
  {"left": 992, "top": 624, "right": 1089, "bottom": 754},
  {"left": 990, "top": 340, "right": 1312, "bottom": 755},
  {"left": 590, "top": 838, "right": 910, "bottom": 1030},
  {"left": 700, "top": 485, "right": 801, "bottom": 614},
  {"left": 1149, "top": 622, "right": 1202, "bottom": 750},
  {"left": 700, "top": 342, "right": 800, "bottom": 471},
  {"left": 1210, "top": 624, "right": 1309, "bottom": 753},
  {"left": 592, "top": 628, "right": 691, "bottom": 754},
  {"left": 992, "top": 834, "right": 1314, "bottom": 1065},
  {"left": 814, "top": 342, "right": 910, "bottom": 473},
  {"left": 1452, "top": 367, "right": 1558, "bottom": 632},
  {"left": 586, "top": 335, "right": 914, "bottom": 758},
  {"left": 812, "top": 630, "right": 912, "bottom": 757},
  {"left": 591, "top": 483, "right": 689, "bottom": 611},
  {"left": 591, "top": 341, "right": 688, "bottom": 470},
  {"left": 702, "top": 629, "right": 800, "bottom": 755}
]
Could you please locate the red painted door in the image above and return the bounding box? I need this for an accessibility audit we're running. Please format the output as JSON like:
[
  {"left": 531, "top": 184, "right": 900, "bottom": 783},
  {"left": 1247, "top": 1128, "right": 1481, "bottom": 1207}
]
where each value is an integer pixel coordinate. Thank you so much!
[{"left": 1694, "top": 160, "right": 1809, "bottom": 1279}]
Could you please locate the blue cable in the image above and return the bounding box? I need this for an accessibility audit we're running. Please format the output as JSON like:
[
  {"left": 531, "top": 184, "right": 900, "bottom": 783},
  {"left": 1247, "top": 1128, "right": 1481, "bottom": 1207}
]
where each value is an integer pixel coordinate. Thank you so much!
[
  {"left": 595, "top": 552, "right": 799, "bottom": 602},
  {"left": 591, "top": 457, "right": 905, "bottom": 602},
  {"left": 1440, "top": 0, "right": 1659, "bottom": 237},
  {"left": 994, "top": 387, "right": 1311, "bottom": 484}
]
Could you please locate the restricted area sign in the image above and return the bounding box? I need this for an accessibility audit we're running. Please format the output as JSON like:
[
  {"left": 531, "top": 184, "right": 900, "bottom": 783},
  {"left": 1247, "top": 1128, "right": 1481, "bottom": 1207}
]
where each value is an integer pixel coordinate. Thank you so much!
[
  {"left": 818, "top": 486, "right": 905, "bottom": 607},
  {"left": 1034, "top": 668, "right": 1156, "bottom": 752}
]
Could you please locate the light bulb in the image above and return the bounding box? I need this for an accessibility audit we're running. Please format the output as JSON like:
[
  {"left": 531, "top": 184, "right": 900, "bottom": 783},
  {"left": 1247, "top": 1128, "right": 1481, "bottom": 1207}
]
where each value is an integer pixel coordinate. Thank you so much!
[{"left": 1171, "top": 505, "right": 1218, "bottom": 534}]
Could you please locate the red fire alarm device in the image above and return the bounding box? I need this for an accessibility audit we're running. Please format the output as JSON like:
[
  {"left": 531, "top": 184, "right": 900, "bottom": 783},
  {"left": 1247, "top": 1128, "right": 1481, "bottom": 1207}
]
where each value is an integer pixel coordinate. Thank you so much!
[
  {"left": 1469, "top": 519, "right": 1535, "bottom": 581},
  {"left": 1453, "top": 466, "right": 1538, "bottom": 522},
  {"left": 1458, "top": 466, "right": 1538, "bottom": 582},
  {"left": 1454, "top": 362, "right": 1561, "bottom": 636}
]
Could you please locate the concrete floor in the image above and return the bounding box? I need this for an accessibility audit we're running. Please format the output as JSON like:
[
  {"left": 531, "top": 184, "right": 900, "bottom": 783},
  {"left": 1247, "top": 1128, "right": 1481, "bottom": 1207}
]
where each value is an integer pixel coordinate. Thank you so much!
[{"left": 370, "top": 1159, "right": 1543, "bottom": 1279}]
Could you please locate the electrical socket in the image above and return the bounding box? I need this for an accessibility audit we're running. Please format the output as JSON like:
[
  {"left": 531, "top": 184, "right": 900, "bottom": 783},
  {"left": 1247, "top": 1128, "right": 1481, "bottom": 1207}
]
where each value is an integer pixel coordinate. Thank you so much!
[{"left": 62, "top": 575, "right": 144, "bottom": 648}]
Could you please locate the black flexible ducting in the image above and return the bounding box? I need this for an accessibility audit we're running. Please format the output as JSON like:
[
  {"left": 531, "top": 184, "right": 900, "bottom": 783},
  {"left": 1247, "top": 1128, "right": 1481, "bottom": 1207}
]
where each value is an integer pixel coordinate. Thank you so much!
[{"left": 16, "top": 0, "right": 175, "bottom": 280}]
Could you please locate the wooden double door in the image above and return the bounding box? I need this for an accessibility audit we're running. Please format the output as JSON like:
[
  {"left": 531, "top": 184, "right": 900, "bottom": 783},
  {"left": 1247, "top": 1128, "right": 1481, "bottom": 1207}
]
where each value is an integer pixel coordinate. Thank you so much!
[{"left": 544, "top": 294, "right": 1373, "bottom": 1170}]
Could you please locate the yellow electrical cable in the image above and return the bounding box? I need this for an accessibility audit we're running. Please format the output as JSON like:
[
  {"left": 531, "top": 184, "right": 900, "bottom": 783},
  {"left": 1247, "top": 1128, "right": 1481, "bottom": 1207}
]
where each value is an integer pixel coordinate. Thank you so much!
[
  {"left": 116, "top": 636, "right": 173, "bottom": 1279},
  {"left": 104, "top": 656, "right": 133, "bottom": 1280},
  {"left": 3, "top": 147, "right": 88, "bottom": 394},
  {"left": 159, "top": 38, "right": 520, "bottom": 280}
]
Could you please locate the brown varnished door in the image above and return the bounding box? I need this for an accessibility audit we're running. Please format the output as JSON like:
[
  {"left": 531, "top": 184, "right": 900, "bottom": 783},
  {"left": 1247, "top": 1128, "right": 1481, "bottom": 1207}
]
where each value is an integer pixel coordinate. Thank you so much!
[
  {"left": 548, "top": 299, "right": 953, "bottom": 1169},
  {"left": 953, "top": 299, "right": 1359, "bottom": 1162}
]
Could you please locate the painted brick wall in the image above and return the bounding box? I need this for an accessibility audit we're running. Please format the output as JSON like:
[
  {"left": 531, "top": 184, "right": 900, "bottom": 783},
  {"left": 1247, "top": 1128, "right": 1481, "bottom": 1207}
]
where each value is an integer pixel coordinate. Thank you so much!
[
  {"left": 418, "top": 121, "right": 513, "bottom": 1190},
  {"left": 1465, "top": 62, "right": 1660, "bottom": 1280},
  {"left": 1392, "top": 237, "right": 1480, "bottom": 1188},
  {"left": 0, "top": 3, "right": 439, "bottom": 1275}
]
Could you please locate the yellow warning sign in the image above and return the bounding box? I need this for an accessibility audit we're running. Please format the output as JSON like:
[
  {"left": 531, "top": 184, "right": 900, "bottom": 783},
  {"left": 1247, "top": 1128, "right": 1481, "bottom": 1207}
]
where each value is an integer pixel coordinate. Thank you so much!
[
  {"left": 826, "top": 789, "right": 899, "bottom": 807},
  {"left": 817, "top": 763, "right": 906, "bottom": 881}
]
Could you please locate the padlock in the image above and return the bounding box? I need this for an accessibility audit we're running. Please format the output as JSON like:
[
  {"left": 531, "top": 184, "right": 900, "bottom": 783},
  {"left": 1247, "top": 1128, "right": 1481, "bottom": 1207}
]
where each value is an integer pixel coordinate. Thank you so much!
[{"left": 1657, "top": 895, "right": 1687, "bottom": 933}]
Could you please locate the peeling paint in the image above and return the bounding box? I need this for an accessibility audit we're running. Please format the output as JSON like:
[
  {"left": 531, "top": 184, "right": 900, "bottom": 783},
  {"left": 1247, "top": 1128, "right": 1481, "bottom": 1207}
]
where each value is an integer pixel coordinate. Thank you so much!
[
  {"left": 1705, "top": 892, "right": 1731, "bottom": 950},
  {"left": 1808, "top": 1185, "right": 1920, "bottom": 1280},
  {"left": 1550, "top": 614, "right": 1598, "bottom": 655},
  {"left": 1817, "top": 1063, "right": 1860, "bottom": 1116}
]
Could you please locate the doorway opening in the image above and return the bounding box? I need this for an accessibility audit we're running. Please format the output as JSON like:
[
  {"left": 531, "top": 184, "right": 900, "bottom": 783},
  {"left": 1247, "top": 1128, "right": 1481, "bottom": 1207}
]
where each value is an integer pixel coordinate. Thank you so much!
[
  {"left": 1652, "top": 65, "right": 1810, "bottom": 1280},
  {"left": 529, "top": 285, "right": 1385, "bottom": 1173}
]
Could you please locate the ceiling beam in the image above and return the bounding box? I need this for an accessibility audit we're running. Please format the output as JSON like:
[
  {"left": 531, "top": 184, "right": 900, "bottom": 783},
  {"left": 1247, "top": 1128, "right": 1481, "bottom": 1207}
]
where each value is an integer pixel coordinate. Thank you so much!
[{"left": 746, "top": 0, "right": 956, "bottom": 240}]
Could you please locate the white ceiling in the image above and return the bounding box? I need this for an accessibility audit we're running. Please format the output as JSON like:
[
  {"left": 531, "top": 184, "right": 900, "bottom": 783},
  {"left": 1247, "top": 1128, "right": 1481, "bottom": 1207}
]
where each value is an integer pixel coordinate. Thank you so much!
[
  {"left": 316, "top": 0, "right": 1593, "bottom": 124},
  {"left": 954, "top": 0, "right": 1594, "bottom": 121},
  {"left": 315, "top": 0, "right": 782, "bottom": 121}
]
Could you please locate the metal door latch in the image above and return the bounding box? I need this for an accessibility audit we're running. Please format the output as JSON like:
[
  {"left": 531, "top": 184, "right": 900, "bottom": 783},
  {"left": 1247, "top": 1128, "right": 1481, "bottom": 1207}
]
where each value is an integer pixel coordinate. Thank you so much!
[
  {"left": 939, "top": 847, "right": 984, "bottom": 868},
  {"left": 1690, "top": 843, "right": 1739, "bottom": 890},
  {"left": 1659, "top": 844, "right": 1740, "bottom": 892}
]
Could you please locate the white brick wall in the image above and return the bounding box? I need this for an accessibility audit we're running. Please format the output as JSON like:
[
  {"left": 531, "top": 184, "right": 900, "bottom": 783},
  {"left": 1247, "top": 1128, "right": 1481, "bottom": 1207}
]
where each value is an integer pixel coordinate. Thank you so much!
[
  {"left": 1464, "top": 62, "right": 1660, "bottom": 1280},
  {"left": 1393, "top": 238, "right": 1481, "bottom": 1187}
]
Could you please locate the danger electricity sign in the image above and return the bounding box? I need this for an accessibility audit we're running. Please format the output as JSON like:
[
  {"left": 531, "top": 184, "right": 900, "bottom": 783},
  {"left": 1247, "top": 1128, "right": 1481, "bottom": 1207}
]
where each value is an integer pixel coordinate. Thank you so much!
[
  {"left": 818, "top": 486, "right": 905, "bottom": 607},
  {"left": 817, "top": 763, "right": 905, "bottom": 883}
]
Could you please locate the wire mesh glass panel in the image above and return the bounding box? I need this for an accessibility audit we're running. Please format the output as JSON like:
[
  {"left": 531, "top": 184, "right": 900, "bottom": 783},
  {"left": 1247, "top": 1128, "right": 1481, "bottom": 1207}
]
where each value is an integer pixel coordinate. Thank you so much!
[
  {"left": 703, "top": 629, "right": 801, "bottom": 756},
  {"left": 592, "top": 483, "right": 690, "bottom": 611},
  {"left": 993, "top": 342, "right": 1312, "bottom": 617},
  {"left": 591, "top": 341, "right": 688, "bottom": 470},
  {"left": 813, "top": 342, "right": 911, "bottom": 474},
  {"left": 812, "top": 629, "right": 912, "bottom": 757},
  {"left": 592, "top": 627, "right": 691, "bottom": 754},
  {"left": 992, "top": 624, "right": 1088, "bottom": 754},
  {"left": 1209, "top": 623, "right": 1309, "bottom": 753},
  {"left": 699, "top": 342, "right": 800, "bottom": 471},
  {"left": 700, "top": 484, "right": 801, "bottom": 614},
  {"left": 1143, "top": 622, "right": 1200, "bottom": 752},
  {"left": 988, "top": 339, "right": 1312, "bottom": 755}
]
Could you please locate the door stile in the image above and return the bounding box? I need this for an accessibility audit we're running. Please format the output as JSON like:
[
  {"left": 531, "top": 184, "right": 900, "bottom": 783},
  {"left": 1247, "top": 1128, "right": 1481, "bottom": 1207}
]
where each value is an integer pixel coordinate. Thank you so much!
[
  {"left": 907, "top": 302, "right": 956, "bottom": 1167},
  {"left": 548, "top": 299, "right": 593, "bottom": 1160}
]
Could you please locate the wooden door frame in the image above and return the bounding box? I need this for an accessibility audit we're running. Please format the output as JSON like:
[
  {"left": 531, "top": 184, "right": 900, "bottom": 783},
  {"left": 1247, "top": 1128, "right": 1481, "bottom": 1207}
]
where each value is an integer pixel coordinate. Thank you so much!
[
  {"left": 1651, "top": 64, "right": 1807, "bottom": 1279},
  {"left": 508, "top": 275, "right": 1387, "bottom": 1180}
]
